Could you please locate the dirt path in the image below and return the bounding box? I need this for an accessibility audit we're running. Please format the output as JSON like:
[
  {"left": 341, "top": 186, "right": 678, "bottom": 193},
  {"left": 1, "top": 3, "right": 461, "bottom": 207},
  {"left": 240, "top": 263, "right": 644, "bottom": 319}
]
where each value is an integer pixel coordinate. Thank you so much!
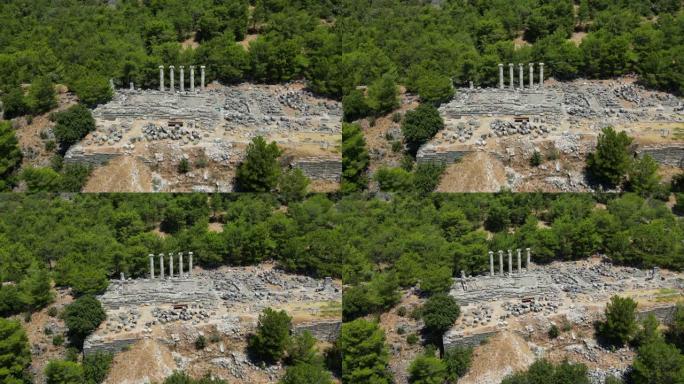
[
  {"left": 83, "top": 156, "right": 153, "bottom": 192},
  {"left": 458, "top": 331, "right": 535, "bottom": 384}
]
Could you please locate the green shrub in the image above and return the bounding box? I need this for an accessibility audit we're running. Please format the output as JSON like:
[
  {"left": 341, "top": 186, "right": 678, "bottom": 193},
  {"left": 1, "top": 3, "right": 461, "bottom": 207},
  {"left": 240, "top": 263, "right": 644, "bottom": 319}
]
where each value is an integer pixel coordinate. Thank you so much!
[
  {"left": 530, "top": 151, "right": 542, "bottom": 167},
  {"left": 178, "top": 158, "right": 190, "bottom": 174},
  {"left": 397, "top": 306, "right": 407, "bottom": 317},
  {"left": 407, "top": 333, "right": 419, "bottom": 345},
  {"left": 548, "top": 324, "right": 560, "bottom": 339},
  {"left": 195, "top": 335, "right": 207, "bottom": 350},
  {"left": 52, "top": 334, "right": 64, "bottom": 346}
]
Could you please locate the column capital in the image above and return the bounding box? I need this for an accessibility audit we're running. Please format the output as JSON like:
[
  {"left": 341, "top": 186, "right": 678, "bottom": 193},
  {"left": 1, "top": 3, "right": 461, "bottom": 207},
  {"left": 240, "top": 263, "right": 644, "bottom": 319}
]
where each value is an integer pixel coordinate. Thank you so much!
[
  {"left": 159, "top": 65, "right": 164, "bottom": 69},
  {"left": 529, "top": 62, "right": 534, "bottom": 67},
  {"left": 200, "top": 65, "right": 206, "bottom": 69},
  {"left": 179, "top": 65, "right": 184, "bottom": 69},
  {"left": 498, "top": 63, "right": 503, "bottom": 67},
  {"left": 169, "top": 65, "right": 175, "bottom": 69},
  {"left": 539, "top": 62, "right": 544, "bottom": 66},
  {"left": 190, "top": 65, "right": 195, "bottom": 69},
  {"left": 508, "top": 63, "right": 514, "bottom": 67}
]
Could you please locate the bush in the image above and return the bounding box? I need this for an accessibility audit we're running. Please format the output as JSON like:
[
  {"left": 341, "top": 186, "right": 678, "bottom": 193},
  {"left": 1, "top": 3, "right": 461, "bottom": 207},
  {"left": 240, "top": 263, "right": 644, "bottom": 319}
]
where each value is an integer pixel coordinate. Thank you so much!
[
  {"left": 195, "top": 335, "right": 207, "bottom": 350},
  {"left": 52, "top": 334, "right": 64, "bottom": 346},
  {"left": 59, "top": 163, "right": 91, "bottom": 192},
  {"left": 235, "top": 136, "right": 282, "bottom": 192},
  {"left": 52, "top": 104, "right": 96, "bottom": 150},
  {"left": 178, "top": 158, "right": 190, "bottom": 174},
  {"left": 0, "top": 121, "right": 22, "bottom": 184},
  {"left": 401, "top": 104, "right": 444, "bottom": 154},
  {"left": 366, "top": 75, "right": 400, "bottom": 116},
  {"left": 415, "top": 72, "right": 454, "bottom": 106},
  {"left": 530, "top": 151, "right": 542, "bottom": 167},
  {"left": 342, "top": 89, "right": 370, "bottom": 121},
  {"left": 248, "top": 308, "right": 292, "bottom": 362},
  {"left": 0, "top": 318, "right": 31, "bottom": 384},
  {"left": 397, "top": 306, "right": 407, "bottom": 317},
  {"left": 71, "top": 75, "right": 113, "bottom": 108},
  {"left": 586, "top": 127, "right": 633, "bottom": 187},
  {"left": 27, "top": 77, "right": 57, "bottom": 115},
  {"left": 21, "top": 167, "right": 62, "bottom": 192},
  {"left": 83, "top": 352, "right": 113, "bottom": 384},
  {"left": 63, "top": 295, "right": 106, "bottom": 348},
  {"left": 277, "top": 168, "right": 310, "bottom": 204},
  {"left": 45, "top": 140, "right": 56, "bottom": 151},
  {"left": 444, "top": 346, "right": 473, "bottom": 380},
  {"left": 413, "top": 162, "right": 445, "bottom": 195},
  {"left": 45, "top": 360, "right": 83, "bottom": 384},
  {"left": 391, "top": 140, "right": 402, "bottom": 153},
  {"left": 194, "top": 153, "right": 209, "bottom": 169},
  {"left": 342, "top": 123, "right": 370, "bottom": 193},
  {"left": 408, "top": 353, "right": 447, "bottom": 384},
  {"left": 548, "top": 324, "right": 560, "bottom": 339},
  {"left": 2, "top": 87, "right": 29, "bottom": 119},
  {"left": 421, "top": 293, "right": 460, "bottom": 340},
  {"left": 286, "top": 331, "right": 319, "bottom": 366},
  {"left": 598, "top": 295, "right": 638, "bottom": 347},
  {"left": 631, "top": 339, "right": 684, "bottom": 384},
  {"left": 280, "top": 362, "right": 333, "bottom": 384},
  {"left": 407, "top": 333, "right": 419, "bottom": 345},
  {"left": 374, "top": 167, "right": 413, "bottom": 193},
  {"left": 340, "top": 319, "right": 390, "bottom": 384}
]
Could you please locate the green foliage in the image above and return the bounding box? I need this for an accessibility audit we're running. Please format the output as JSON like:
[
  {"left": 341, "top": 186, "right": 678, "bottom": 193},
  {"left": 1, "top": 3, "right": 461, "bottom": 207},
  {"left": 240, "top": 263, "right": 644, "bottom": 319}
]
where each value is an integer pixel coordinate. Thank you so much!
[
  {"left": 634, "top": 314, "right": 663, "bottom": 347},
  {"left": 341, "top": 319, "right": 390, "bottom": 384},
  {"left": 26, "top": 77, "right": 57, "bottom": 115},
  {"left": 161, "top": 372, "right": 228, "bottom": 384},
  {"left": 82, "top": 352, "right": 113, "bottom": 384},
  {"left": 407, "top": 333, "right": 419, "bottom": 345},
  {"left": 530, "top": 151, "right": 542, "bottom": 167},
  {"left": 45, "top": 360, "right": 84, "bottom": 384},
  {"left": 63, "top": 295, "right": 106, "bottom": 347},
  {"left": 178, "top": 158, "right": 190, "bottom": 174},
  {"left": 342, "top": 123, "right": 369, "bottom": 193},
  {"left": 599, "top": 295, "right": 638, "bottom": 347},
  {"left": 72, "top": 76, "right": 113, "bottom": 108},
  {"left": 627, "top": 154, "right": 661, "bottom": 196},
  {"left": 444, "top": 346, "right": 473, "bottom": 380},
  {"left": 248, "top": 308, "right": 292, "bottom": 363},
  {"left": 374, "top": 167, "right": 413, "bottom": 193},
  {"left": 548, "top": 324, "right": 560, "bottom": 339},
  {"left": 0, "top": 120, "right": 22, "bottom": 188},
  {"left": 286, "top": 331, "right": 319, "bottom": 366},
  {"left": 342, "top": 90, "right": 371, "bottom": 122},
  {"left": 401, "top": 104, "right": 444, "bottom": 154},
  {"left": 408, "top": 353, "right": 447, "bottom": 384},
  {"left": 52, "top": 104, "right": 95, "bottom": 150},
  {"left": 280, "top": 362, "right": 333, "bottom": 384},
  {"left": 52, "top": 334, "right": 64, "bottom": 346},
  {"left": 0, "top": 319, "right": 31, "bottom": 384},
  {"left": 277, "top": 168, "right": 309, "bottom": 204},
  {"left": 20, "top": 167, "right": 62, "bottom": 192},
  {"left": 235, "top": 136, "right": 282, "bottom": 192},
  {"left": 413, "top": 72, "right": 454, "bottom": 106},
  {"left": 2, "top": 87, "right": 29, "bottom": 119},
  {"left": 667, "top": 303, "right": 684, "bottom": 352},
  {"left": 195, "top": 335, "right": 206, "bottom": 350},
  {"left": 421, "top": 293, "right": 461, "bottom": 337},
  {"left": 501, "top": 359, "right": 590, "bottom": 384},
  {"left": 586, "top": 127, "right": 633, "bottom": 188},
  {"left": 413, "top": 162, "right": 445, "bottom": 195},
  {"left": 366, "top": 75, "right": 400, "bottom": 116},
  {"left": 631, "top": 339, "right": 684, "bottom": 384}
]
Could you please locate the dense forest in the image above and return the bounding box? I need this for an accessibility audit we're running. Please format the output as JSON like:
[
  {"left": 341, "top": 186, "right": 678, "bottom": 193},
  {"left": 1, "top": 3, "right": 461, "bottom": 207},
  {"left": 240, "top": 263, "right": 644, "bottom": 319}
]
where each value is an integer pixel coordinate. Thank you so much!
[{"left": 0, "top": 0, "right": 681, "bottom": 108}]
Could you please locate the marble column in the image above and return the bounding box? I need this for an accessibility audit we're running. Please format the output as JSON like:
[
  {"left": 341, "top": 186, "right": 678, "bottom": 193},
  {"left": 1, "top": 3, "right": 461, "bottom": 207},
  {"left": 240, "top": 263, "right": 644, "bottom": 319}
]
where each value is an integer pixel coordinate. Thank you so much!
[
  {"left": 190, "top": 66, "right": 195, "bottom": 92},
  {"left": 179, "top": 252, "right": 184, "bottom": 277},
  {"left": 159, "top": 253, "right": 165, "bottom": 279},
  {"left": 159, "top": 66, "right": 164, "bottom": 91},
  {"left": 169, "top": 253, "right": 174, "bottom": 278},
  {"left": 539, "top": 63, "right": 544, "bottom": 88},
  {"left": 517, "top": 249, "right": 522, "bottom": 274},
  {"left": 509, "top": 63, "right": 514, "bottom": 90},
  {"left": 180, "top": 66, "right": 185, "bottom": 92},
  {"left": 169, "top": 65, "right": 175, "bottom": 92},
  {"left": 508, "top": 249, "right": 513, "bottom": 275},
  {"left": 189, "top": 252, "right": 194, "bottom": 277},
  {"left": 526, "top": 248, "right": 531, "bottom": 270},
  {"left": 200, "top": 66, "right": 206, "bottom": 90},
  {"left": 519, "top": 63, "right": 524, "bottom": 89},
  {"left": 130, "top": 82, "right": 134, "bottom": 91},
  {"left": 498, "top": 250, "right": 504, "bottom": 276},
  {"left": 489, "top": 251, "right": 494, "bottom": 276},
  {"left": 498, "top": 63, "right": 504, "bottom": 89},
  {"left": 529, "top": 63, "right": 534, "bottom": 88},
  {"left": 109, "top": 78, "right": 115, "bottom": 91},
  {"left": 148, "top": 254, "right": 154, "bottom": 279}
]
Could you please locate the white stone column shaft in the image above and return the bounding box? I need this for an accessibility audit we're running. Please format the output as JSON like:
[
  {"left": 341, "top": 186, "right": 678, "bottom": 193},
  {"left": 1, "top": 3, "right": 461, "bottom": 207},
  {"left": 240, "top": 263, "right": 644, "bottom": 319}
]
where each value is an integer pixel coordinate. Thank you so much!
[
  {"left": 526, "top": 248, "right": 531, "bottom": 270},
  {"left": 189, "top": 252, "right": 194, "bottom": 277},
  {"left": 517, "top": 249, "right": 522, "bottom": 273},
  {"left": 498, "top": 64, "right": 504, "bottom": 89},
  {"left": 159, "top": 66, "right": 164, "bottom": 92},
  {"left": 169, "top": 65, "right": 175, "bottom": 92},
  {"left": 539, "top": 63, "right": 544, "bottom": 88},
  {"left": 169, "top": 253, "right": 174, "bottom": 278},
  {"left": 498, "top": 250, "right": 504, "bottom": 276},
  {"left": 148, "top": 254, "right": 154, "bottom": 279},
  {"left": 190, "top": 66, "right": 195, "bottom": 92},
  {"left": 529, "top": 63, "right": 534, "bottom": 88},
  {"left": 508, "top": 249, "right": 513, "bottom": 275},
  {"left": 130, "top": 82, "right": 134, "bottom": 91},
  {"left": 509, "top": 63, "right": 514, "bottom": 90},
  {"left": 200, "top": 66, "right": 206, "bottom": 90},
  {"left": 489, "top": 251, "right": 494, "bottom": 276},
  {"left": 180, "top": 66, "right": 185, "bottom": 92},
  {"left": 519, "top": 63, "right": 524, "bottom": 89},
  {"left": 178, "top": 252, "right": 184, "bottom": 277},
  {"left": 159, "top": 253, "right": 165, "bottom": 279}
]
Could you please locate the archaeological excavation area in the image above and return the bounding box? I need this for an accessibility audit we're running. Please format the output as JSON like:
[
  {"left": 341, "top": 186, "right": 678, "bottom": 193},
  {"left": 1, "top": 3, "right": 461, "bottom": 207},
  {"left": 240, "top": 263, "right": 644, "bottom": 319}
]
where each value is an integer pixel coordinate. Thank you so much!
[
  {"left": 65, "top": 75, "right": 342, "bottom": 192},
  {"left": 444, "top": 254, "right": 684, "bottom": 383},
  {"left": 84, "top": 260, "right": 341, "bottom": 384},
  {"left": 418, "top": 71, "right": 684, "bottom": 192}
]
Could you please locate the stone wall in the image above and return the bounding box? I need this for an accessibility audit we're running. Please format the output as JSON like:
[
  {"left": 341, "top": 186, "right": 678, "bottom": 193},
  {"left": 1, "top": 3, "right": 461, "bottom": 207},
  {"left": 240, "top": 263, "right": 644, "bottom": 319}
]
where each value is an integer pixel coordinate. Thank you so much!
[
  {"left": 636, "top": 145, "right": 684, "bottom": 167},
  {"left": 292, "top": 320, "right": 341, "bottom": 342},
  {"left": 83, "top": 336, "right": 138, "bottom": 356},
  {"left": 637, "top": 304, "right": 679, "bottom": 324},
  {"left": 292, "top": 158, "right": 342, "bottom": 180},
  {"left": 64, "top": 146, "right": 121, "bottom": 166},
  {"left": 416, "top": 149, "right": 473, "bottom": 165},
  {"left": 443, "top": 329, "right": 498, "bottom": 351}
]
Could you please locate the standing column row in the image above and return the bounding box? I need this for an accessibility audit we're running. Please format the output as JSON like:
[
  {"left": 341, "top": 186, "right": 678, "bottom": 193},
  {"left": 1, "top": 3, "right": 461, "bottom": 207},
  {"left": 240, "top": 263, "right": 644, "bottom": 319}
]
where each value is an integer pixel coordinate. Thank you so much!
[
  {"left": 488, "top": 249, "right": 532, "bottom": 276},
  {"left": 498, "top": 63, "right": 545, "bottom": 89},
  {"left": 158, "top": 65, "right": 206, "bottom": 92},
  {"left": 148, "top": 252, "right": 195, "bottom": 279}
]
